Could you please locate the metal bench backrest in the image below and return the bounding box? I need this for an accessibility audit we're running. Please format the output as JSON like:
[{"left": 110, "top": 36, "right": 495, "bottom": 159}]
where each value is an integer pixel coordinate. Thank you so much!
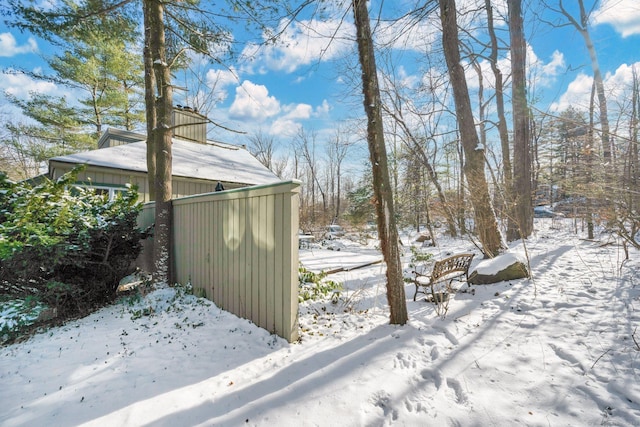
[{"left": 431, "top": 253, "right": 475, "bottom": 282}]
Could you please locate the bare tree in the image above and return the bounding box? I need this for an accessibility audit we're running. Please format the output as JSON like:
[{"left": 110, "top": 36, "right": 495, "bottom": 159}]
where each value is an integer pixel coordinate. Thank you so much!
[
  {"left": 628, "top": 67, "right": 640, "bottom": 201},
  {"left": 246, "top": 131, "right": 290, "bottom": 179},
  {"left": 485, "top": 0, "right": 514, "bottom": 222},
  {"left": 352, "top": 0, "right": 408, "bottom": 325},
  {"left": 508, "top": 0, "right": 533, "bottom": 240},
  {"left": 382, "top": 105, "right": 459, "bottom": 237},
  {"left": 439, "top": 0, "right": 505, "bottom": 257},
  {"left": 2, "top": 122, "right": 62, "bottom": 180},
  {"left": 247, "top": 130, "right": 277, "bottom": 170},
  {"left": 295, "top": 128, "right": 327, "bottom": 223},
  {"left": 549, "top": 0, "right": 611, "bottom": 161},
  {"left": 378, "top": 56, "right": 460, "bottom": 237},
  {"left": 616, "top": 65, "right": 640, "bottom": 250},
  {"left": 326, "top": 127, "right": 351, "bottom": 221}
]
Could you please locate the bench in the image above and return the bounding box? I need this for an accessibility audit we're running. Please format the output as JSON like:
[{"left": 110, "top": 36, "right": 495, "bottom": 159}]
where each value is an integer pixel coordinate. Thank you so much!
[
  {"left": 410, "top": 253, "right": 475, "bottom": 301},
  {"left": 298, "top": 234, "right": 314, "bottom": 249}
]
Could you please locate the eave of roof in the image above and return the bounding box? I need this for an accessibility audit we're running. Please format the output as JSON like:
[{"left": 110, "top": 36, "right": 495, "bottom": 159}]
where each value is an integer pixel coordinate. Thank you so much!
[{"left": 50, "top": 138, "right": 281, "bottom": 186}]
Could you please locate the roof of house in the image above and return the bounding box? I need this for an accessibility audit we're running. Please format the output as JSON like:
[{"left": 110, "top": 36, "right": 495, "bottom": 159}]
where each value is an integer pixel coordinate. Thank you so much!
[
  {"left": 50, "top": 138, "right": 281, "bottom": 186},
  {"left": 97, "top": 128, "right": 146, "bottom": 148}
]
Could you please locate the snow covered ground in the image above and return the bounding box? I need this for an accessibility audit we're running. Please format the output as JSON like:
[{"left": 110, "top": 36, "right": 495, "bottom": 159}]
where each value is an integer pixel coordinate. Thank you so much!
[{"left": 1, "top": 219, "right": 639, "bottom": 426}]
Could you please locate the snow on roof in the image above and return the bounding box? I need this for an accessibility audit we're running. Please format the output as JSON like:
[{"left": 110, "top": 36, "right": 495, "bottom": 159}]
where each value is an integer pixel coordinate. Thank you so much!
[{"left": 50, "top": 138, "right": 281, "bottom": 186}]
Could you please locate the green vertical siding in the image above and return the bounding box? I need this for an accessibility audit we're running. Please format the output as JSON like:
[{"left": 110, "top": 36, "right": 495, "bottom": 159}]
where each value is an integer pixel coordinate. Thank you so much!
[{"left": 141, "top": 181, "right": 300, "bottom": 342}]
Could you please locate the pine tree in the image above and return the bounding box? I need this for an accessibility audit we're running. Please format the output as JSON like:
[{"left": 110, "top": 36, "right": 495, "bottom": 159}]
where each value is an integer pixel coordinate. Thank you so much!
[{"left": 4, "top": 0, "right": 144, "bottom": 174}]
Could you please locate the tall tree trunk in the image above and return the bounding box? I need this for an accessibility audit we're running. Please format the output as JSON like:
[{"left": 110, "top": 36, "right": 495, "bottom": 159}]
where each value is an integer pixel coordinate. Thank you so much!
[
  {"left": 586, "top": 80, "right": 597, "bottom": 239},
  {"left": 352, "top": 0, "right": 408, "bottom": 324},
  {"left": 559, "top": 0, "right": 611, "bottom": 161},
  {"left": 143, "top": 1, "right": 156, "bottom": 202},
  {"left": 336, "top": 162, "right": 342, "bottom": 219},
  {"left": 486, "top": 0, "right": 514, "bottom": 232},
  {"left": 456, "top": 140, "right": 467, "bottom": 234},
  {"left": 508, "top": 0, "right": 533, "bottom": 240},
  {"left": 146, "top": 0, "right": 173, "bottom": 286},
  {"left": 439, "top": 0, "right": 505, "bottom": 257},
  {"left": 627, "top": 67, "right": 640, "bottom": 230},
  {"left": 630, "top": 67, "right": 640, "bottom": 196}
]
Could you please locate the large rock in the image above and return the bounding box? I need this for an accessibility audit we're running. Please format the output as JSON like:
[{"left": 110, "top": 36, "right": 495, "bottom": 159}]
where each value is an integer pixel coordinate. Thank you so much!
[{"left": 468, "top": 252, "right": 529, "bottom": 285}]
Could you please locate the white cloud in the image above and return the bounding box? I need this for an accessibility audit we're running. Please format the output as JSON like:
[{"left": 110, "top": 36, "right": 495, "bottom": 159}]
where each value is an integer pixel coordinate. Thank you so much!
[
  {"left": 395, "top": 65, "right": 420, "bottom": 90},
  {"left": 605, "top": 62, "right": 640, "bottom": 102},
  {"left": 550, "top": 72, "right": 593, "bottom": 112},
  {"left": 528, "top": 49, "right": 566, "bottom": 89},
  {"left": 266, "top": 101, "right": 330, "bottom": 137},
  {"left": 375, "top": 15, "right": 440, "bottom": 52},
  {"left": 268, "top": 117, "right": 303, "bottom": 138},
  {"left": 206, "top": 67, "right": 239, "bottom": 89},
  {"left": 314, "top": 100, "right": 331, "bottom": 116},
  {"left": 241, "top": 18, "right": 353, "bottom": 74},
  {"left": 1, "top": 69, "right": 57, "bottom": 98},
  {"left": 464, "top": 57, "right": 499, "bottom": 91},
  {"left": 592, "top": 0, "right": 640, "bottom": 37},
  {"left": 282, "top": 103, "right": 312, "bottom": 120},
  {"left": 204, "top": 67, "right": 240, "bottom": 104},
  {"left": 464, "top": 46, "right": 565, "bottom": 94},
  {"left": 550, "top": 62, "right": 640, "bottom": 113},
  {"left": 0, "top": 33, "right": 37, "bottom": 57},
  {"left": 228, "top": 80, "right": 281, "bottom": 121},
  {"left": 220, "top": 78, "right": 333, "bottom": 140},
  {"left": 540, "top": 50, "right": 565, "bottom": 80}
]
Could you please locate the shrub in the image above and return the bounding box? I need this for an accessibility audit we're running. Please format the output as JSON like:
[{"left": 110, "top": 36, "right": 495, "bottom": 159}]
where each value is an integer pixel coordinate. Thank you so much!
[
  {"left": 403, "top": 246, "right": 434, "bottom": 285},
  {"left": 298, "top": 265, "right": 341, "bottom": 303},
  {"left": 0, "top": 167, "right": 144, "bottom": 319},
  {"left": 405, "top": 246, "right": 433, "bottom": 271},
  {"left": 0, "top": 295, "right": 47, "bottom": 344}
]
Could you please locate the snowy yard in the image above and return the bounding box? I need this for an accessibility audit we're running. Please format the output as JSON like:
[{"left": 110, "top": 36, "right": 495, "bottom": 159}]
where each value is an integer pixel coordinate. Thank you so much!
[{"left": 1, "top": 219, "right": 639, "bottom": 426}]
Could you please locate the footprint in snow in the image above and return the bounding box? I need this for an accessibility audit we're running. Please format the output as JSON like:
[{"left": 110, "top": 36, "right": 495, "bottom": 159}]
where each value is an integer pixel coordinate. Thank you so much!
[
  {"left": 403, "top": 396, "right": 431, "bottom": 415},
  {"left": 445, "top": 377, "right": 469, "bottom": 406},
  {"left": 418, "top": 337, "right": 437, "bottom": 347},
  {"left": 393, "top": 352, "right": 417, "bottom": 369},
  {"left": 420, "top": 368, "right": 444, "bottom": 390},
  {"left": 369, "top": 390, "right": 399, "bottom": 421},
  {"left": 432, "top": 325, "right": 459, "bottom": 346},
  {"left": 430, "top": 346, "right": 441, "bottom": 362},
  {"left": 549, "top": 343, "right": 586, "bottom": 374},
  {"left": 420, "top": 369, "right": 470, "bottom": 408}
]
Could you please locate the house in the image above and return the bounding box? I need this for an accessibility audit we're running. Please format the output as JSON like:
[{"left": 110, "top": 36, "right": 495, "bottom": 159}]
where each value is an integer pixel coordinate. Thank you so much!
[
  {"left": 44, "top": 108, "right": 301, "bottom": 342},
  {"left": 47, "top": 107, "right": 281, "bottom": 201}
]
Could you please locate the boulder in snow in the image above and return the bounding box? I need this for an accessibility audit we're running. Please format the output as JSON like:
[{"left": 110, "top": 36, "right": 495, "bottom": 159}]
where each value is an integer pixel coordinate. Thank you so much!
[{"left": 468, "top": 252, "right": 529, "bottom": 285}]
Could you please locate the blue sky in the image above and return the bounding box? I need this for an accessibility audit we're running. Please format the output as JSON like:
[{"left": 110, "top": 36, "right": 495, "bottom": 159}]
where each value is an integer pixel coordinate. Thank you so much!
[{"left": 1, "top": 0, "right": 640, "bottom": 153}]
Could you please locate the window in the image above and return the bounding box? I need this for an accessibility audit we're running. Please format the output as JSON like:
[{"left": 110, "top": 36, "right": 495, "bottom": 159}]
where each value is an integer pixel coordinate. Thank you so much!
[{"left": 75, "top": 183, "right": 128, "bottom": 201}]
